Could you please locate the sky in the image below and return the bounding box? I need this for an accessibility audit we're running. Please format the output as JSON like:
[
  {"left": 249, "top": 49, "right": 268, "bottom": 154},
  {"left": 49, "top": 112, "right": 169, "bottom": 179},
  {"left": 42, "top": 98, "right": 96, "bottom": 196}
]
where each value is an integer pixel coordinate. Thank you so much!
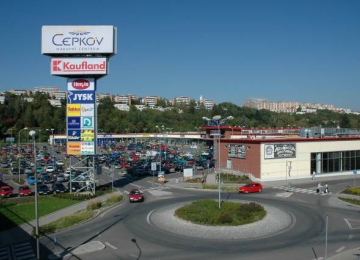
[{"left": 1, "top": 0, "right": 360, "bottom": 110}]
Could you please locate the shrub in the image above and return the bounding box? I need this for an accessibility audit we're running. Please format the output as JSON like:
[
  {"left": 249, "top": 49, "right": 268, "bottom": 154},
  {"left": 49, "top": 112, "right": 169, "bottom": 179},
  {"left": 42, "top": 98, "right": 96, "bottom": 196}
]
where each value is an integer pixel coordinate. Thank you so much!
[
  {"left": 342, "top": 187, "right": 360, "bottom": 196},
  {"left": 32, "top": 223, "right": 56, "bottom": 236},
  {"left": 87, "top": 200, "right": 102, "bottom": 211},
  {"left": 106, "top": 194, "right": 123, "bottom": 204},
  {"left": 217, "top": 211, "right": 233, "bottom": 224},
  {"left": 53, "top": 193, "right": 95, "bottom": 201}
]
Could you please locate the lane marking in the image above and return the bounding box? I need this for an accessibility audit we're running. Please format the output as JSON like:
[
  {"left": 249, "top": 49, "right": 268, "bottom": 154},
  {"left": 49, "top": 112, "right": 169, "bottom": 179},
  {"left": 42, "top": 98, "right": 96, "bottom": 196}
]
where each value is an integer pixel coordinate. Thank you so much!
[
  {"left": 147, "top": 209, "right": 155, "bottom": 224},
  {"left": 348, "top": 234, "right": 353, "bottom": 240},
  {"left": 105, "top": 242, "right": 117, "bottom": 250},
  {"left": 130, "top": 183, "right": 143, "bottom": 188},
  {"left": 335, "top": 246, "right": 345, "bottom": 253}
]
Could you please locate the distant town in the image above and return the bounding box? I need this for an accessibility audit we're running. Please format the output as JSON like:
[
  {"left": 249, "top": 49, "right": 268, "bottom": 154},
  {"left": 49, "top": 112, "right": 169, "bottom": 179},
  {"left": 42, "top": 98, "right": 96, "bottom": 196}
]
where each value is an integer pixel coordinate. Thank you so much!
[{"left": 1, "top": 87, "right": 358, "bottom": 115}]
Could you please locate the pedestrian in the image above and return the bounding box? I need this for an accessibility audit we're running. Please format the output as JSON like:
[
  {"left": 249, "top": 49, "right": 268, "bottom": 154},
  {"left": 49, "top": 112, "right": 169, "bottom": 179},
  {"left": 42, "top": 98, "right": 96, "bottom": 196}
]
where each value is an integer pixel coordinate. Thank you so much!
[
  {"left": 312, "top": 171, "right": 316, "bottom": 181},
  {"left": 325, "top": 183, "right": 329, "bottom": 193}
]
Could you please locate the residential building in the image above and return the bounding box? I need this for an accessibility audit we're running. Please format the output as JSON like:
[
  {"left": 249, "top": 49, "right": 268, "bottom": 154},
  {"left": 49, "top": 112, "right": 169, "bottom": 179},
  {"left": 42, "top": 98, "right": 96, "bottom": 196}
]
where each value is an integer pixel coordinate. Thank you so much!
[
  {"left": 114, "top": 95, "right": 132, "bottom": 105},
  {"left": 142, "top": 96, "right": 158, "bottom": 107},
  {"left": 33, "top": 86, "right": 60, "bottom": 97},
  {"left": 48, "top": 99, "right": 62, "bottom": 107},
  {"left": 9, "top": 89, "right": 31, "bottom": 96},
  {"left": 170, "top": 96, "right": 191, "bottom": 106},
  {"left": 53, "top": 91, "right": 67, "bottom": 100},
  {"left": 114, "top": 104, "right": 130, "bottom": 111},
  {"left": 0, "top": 96, "right": 5, "bottom": 104},
  {"left": 96, "top": 93, "right": 113, "bottom": 102},
  {"left": 199, "top": 95, "right": 215, "bottom": 110}
]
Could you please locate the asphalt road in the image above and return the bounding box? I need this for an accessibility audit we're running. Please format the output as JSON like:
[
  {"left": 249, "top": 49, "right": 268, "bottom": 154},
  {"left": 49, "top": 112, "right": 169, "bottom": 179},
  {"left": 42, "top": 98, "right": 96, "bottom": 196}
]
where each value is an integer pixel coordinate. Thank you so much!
[{"left": 37, "top": 173, "right": 360, "bottom": 260}]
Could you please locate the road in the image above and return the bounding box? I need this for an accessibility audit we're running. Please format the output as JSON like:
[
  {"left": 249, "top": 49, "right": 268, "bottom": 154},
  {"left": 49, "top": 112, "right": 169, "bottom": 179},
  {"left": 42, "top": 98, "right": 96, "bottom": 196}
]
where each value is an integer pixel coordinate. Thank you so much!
[{"left": 37, "top": 173, "right": 360, "bottom": 260}]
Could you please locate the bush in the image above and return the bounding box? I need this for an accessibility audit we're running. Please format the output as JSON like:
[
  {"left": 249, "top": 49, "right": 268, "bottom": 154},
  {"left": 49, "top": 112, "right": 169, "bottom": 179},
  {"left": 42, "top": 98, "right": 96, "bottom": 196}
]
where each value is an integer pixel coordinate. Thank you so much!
[
  {"left": 32, "top": 223, "right": 56, "bottom": 237},
  {"left": 218, "top": 211, "right": 233, "bottom": 224},
  {"left": 87, "top": 200, "right": 102, "bottom": 211},
  {"left": 53, "top": 193, "right": 95, "bottom": 201},
  {"left": 106, "top": 194, "right": 123, "bottom": 204},
  {"left": 220, "top": 173, "right": 251, "bottom": 183},
  {"left": 342, "top": 187, "right": 360, "bottom": 196}
]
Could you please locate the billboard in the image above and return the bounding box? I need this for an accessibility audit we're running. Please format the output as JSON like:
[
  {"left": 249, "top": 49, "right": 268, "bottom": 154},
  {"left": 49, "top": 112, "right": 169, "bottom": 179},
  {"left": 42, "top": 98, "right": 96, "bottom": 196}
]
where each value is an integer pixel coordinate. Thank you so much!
[
  {"left": 67, "top": 78, "right": 95, "bottom": 91},
  {"left": 81, "top": 117, "right": 94, "bottom": 129},
  {"left": 42, "top": 26, "right": 116, "bottom": 56},
  {"left": 67, "top": 91, "right": 95, "bottom": 104},
  {"left": 228, "top": 144, "right": 246, "bottom": 159},
  {"left": 67, "top": 117, "right": 81, "bottom": 129},
  {"left": 264, "top": 143, "right": 296, "bottom": 159},
  {"left": 67, "top": 142, "right": 81, "bottom": 155},
  {"left": 67, "top": 104, "right": 81, "bottom": 116},
  {"left": 51, "top": 57, "right": 108, "bottom": 76}
]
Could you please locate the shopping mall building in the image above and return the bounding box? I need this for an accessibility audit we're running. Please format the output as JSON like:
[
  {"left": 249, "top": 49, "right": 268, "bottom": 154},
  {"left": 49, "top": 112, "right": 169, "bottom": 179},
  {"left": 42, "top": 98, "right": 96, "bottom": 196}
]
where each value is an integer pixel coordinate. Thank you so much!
[{"left": 201, "top": 126, "right": 360, "bottom": 181}]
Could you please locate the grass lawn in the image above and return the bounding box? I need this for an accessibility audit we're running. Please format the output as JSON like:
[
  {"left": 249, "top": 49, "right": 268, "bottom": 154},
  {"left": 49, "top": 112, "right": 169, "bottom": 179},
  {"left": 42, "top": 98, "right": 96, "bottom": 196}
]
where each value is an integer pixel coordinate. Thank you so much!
[
  {"left": 175, "top": 199, "right": 266, "bottom": 226},
  {"left": 341, "top": 187, "right": 360, "bottom": 196},
  {"left": 339, "top": 197, "right": 360, "bottom": 206},
  {"left": 0, "top": 196, "right": 78, "bottom": 231}
]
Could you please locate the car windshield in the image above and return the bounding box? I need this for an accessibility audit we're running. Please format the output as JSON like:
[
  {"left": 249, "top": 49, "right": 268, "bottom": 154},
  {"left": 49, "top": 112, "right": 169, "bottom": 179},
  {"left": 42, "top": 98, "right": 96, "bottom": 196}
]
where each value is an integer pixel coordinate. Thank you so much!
[
  {"left": 21, "top": 186, "right": 30, "bottom": 190},
  {"left": 2, "top": 188, "right": 11, "bottom": 191},
  {"left": 131, "top": 191, "right": 141, "bottom": 195}
]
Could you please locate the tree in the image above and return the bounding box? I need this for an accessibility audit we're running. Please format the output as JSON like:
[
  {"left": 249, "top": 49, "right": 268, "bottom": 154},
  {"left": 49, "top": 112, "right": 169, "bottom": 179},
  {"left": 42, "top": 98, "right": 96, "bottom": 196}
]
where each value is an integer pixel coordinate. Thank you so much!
[{"left": 340, "top": 114, "right": 351, "bottom": 128}]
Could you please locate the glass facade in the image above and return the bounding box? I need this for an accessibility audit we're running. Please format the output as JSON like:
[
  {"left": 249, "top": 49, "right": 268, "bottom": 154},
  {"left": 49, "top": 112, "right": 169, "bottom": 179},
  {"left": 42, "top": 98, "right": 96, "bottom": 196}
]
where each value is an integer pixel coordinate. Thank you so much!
[{"left": 311, "top": 150, "right": 360, "bottom": 174}]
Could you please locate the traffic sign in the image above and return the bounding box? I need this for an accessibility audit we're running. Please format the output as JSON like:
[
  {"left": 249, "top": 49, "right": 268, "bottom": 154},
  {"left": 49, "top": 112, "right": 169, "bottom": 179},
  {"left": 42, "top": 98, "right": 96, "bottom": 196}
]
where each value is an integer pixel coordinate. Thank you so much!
[{"left": 353, "top": 170, "right": 357, "bottom": 175}]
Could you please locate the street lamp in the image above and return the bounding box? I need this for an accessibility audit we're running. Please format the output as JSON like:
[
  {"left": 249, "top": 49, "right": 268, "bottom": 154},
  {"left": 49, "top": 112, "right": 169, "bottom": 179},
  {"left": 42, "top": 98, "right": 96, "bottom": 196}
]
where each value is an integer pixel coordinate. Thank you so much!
[
  {"left": 18, "top": 127, "right": 28, "bottom": 182},
  {"left": 46, "top": 128, "right": 55, "bottom": 166},
  {"left": 29, "top": 130, "right": 40, "bottom": 260},
  {"left": 155, "top": 125, "right": 162, "bottom": 173},
  {"left": 202, "top": 115, "right": 233, "bottom": 209}
]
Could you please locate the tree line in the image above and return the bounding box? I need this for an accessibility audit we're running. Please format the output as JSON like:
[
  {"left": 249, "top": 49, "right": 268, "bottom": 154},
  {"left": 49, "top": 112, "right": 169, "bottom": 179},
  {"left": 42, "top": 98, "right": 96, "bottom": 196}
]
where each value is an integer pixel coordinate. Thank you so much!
[{"left": 0, "top": 93, "right": 358, "bottom": 142}]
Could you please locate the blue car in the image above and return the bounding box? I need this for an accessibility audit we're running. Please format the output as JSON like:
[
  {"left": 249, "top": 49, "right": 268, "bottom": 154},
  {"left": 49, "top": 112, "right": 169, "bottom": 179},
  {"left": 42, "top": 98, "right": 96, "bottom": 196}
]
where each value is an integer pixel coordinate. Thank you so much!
[{"left": 27, "top": 175, "right": 35, "bottom": 185}]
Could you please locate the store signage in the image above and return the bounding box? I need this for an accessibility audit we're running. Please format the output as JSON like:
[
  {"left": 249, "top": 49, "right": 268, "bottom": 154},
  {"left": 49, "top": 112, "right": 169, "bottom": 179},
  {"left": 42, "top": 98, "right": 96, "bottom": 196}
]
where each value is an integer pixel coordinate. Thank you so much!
[
  {"left": 81, "top": 104, "right": 95, "bottom": 116},
  {"left": 51, "top": 57, "right": 107, "bottom": 75},
  {"left": 81, "top": 130, "right": 95, "bottom": 142},
  {"left": 67, "top": 91, "right": 95, "bottom": 104},
  {"left": 67, "top": 78, "right": 95, "bottom": 91},
  {"left": 42, "top": 26, "right": 116, "bottom": 55},
  {"left": 67, "top": 104, "right": 81, "bottom": 116},
  {"left": 81, "top": 117, "right": 94, "bottom": 129},
  {"left": 67, "top": 130, "right": 81, "bottom": 142},
  {"left": 67, "top": 142, "right": 81, "bottom": 155},
  {"left": 67, "top": 117, "right": 81, "bottom": 129},
  {"left": 81, "top": 142, "right": 95, "bottom": 155},
  {"left": 228, "top": 144, "right": 246, "bottom": 159},
  {"left": 264, "top": 143, "right": 296, "bottom": 159}
]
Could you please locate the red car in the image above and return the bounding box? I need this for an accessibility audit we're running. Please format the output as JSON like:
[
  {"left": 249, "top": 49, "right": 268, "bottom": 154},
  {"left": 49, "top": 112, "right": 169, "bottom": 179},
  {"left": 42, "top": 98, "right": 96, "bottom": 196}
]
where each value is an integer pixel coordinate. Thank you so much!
[
  {"left": 0, "top": 186, "right": 13, "bottom": 198},
  {"left": 239, "top": 182, "right": 263, "bottom": 194},
  {"left": 129, "top": 189, "right": 144, "bottom": 203},
  {"left": 18, "top": 185, "right": 33, "bottom": 196}
]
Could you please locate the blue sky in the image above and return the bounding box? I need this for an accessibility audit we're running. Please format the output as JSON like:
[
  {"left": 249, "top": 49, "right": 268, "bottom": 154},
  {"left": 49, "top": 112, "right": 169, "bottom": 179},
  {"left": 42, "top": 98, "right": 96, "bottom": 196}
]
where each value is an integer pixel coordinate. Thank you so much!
[{"left": 1, "top": 0, "right": 360, "bottom": 110}]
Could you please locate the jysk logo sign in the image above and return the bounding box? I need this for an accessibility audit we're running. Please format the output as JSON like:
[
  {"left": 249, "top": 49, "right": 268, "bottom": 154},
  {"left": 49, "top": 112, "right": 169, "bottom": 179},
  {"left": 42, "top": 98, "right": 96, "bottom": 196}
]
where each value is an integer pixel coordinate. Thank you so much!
[
  {"left": 68, "top": 91, "right": 95, "bottom": 104},
  {"left": 68, "top": 117, "right": 81, "bottom": 129},
  {"left": 81, "top": 117, "right": 94, "bottom": 129},
  {"left": 67, "top": 78, "right": 95, "bottom": 91},
  {"left": 67, "top": 130, "right": 81, "bottom": 142}
]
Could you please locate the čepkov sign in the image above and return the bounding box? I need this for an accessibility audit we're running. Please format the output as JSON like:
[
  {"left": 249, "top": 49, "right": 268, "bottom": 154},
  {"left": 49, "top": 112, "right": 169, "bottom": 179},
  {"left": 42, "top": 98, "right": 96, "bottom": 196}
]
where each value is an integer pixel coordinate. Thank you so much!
[{"left": 42, "top": 26, "right": 117, "bottom": 56}]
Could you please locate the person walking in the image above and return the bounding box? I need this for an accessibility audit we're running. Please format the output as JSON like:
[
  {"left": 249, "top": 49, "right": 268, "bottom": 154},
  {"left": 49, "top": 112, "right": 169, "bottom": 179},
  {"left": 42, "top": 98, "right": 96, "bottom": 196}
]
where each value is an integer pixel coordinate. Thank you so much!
[
  {"left": 312, "top": 171, "right": 316, "bottom": 181},
  {"left": 325, "top": 183, "right": 329, "bottom": 193},
  {"left": 317, "top": 182, "right": 322, "bottom": 193}
]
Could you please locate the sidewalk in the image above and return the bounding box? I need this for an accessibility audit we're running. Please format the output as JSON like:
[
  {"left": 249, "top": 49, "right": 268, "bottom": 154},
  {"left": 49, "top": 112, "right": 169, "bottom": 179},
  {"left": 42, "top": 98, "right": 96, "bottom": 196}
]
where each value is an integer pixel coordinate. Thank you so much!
[{"left": 0, "top": 190, "right": 122, "bottom": 245}]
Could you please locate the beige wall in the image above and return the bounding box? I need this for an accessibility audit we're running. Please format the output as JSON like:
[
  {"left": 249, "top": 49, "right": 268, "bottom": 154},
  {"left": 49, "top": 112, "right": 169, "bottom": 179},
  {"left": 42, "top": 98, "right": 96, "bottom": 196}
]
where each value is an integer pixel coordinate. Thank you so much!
[{"left": 260, "top": 140, "right": 360, "bottom": 181}]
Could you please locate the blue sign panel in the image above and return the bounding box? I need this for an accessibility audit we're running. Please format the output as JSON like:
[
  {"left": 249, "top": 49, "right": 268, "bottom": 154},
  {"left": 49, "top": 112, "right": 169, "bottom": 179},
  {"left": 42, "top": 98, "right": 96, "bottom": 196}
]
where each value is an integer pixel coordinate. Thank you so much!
[
  {"left": 67, "top": 130, "right": 81, "bottom": 142},
  {"left": 67, "top": 117, "right": 81, "bottom": 129},
  {"left": 67, "top": 91, "right": 95, "bottom": 104}
]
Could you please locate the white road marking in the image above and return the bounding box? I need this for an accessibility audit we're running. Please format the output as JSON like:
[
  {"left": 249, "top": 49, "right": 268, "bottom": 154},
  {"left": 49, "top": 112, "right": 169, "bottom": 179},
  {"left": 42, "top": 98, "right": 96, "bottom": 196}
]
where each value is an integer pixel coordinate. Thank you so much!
[
  {"left": 312, "top": 257, "right": 324, "bottom": 260},
  {"left": 147, "top": 209, "right": 155, "bottom": 224},
  {"left": 344, "top": 218, "right": 360, "bottom": 230},
  {"left": 275, "top": 192, "right": 293, "bottom": 198},
  {"left": 344, "top": 218, "right": 352, "bottom": 229},
  {"left": 349, "top": 234, "right": 353, "bottom": 240},
  {"left": 130, "top": 183, "right": 143, "bottom": 188},
  {"left": 105, "top": 242, "right": 117, "bottom": 250},
  {"left": 335, "top": 246, "right": 345, "bottom": 253}
]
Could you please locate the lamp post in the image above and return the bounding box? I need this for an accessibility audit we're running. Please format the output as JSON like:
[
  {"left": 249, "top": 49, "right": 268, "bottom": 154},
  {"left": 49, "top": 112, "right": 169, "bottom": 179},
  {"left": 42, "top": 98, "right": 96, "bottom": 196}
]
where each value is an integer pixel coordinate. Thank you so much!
[
  {"left": 202, "top": 115, "right": 233, "bottom": 209},
  {"left": 18, "top": 127, "right": 28, "bottom": 182},
  {"left": 155, "top": 125, "right": 162, "bottom": 173},
  {"left": 29, "top": 130, "right": 40, "bottom": 260},
  {"left": 46, "top": 128, "right": 55, "bottom": 166}
]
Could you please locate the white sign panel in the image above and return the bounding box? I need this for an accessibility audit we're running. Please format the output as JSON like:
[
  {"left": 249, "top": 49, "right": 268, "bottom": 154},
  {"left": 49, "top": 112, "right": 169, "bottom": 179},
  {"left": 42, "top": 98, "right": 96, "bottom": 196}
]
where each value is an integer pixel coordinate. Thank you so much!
[
  {"left": 67, "top": 78, "right": 95, "bottom": 91},
  {"left": 51, "top": 57, "right": 107, "bottom": 76},
  {"left": 81, "top": 104, "right": 95, "bottom": 117},
  {"left": 183, "top": 168, "right": 193, "bottom": 179},
  {"left": 42, "top": 26, "right": 116, "bottom": 55}
]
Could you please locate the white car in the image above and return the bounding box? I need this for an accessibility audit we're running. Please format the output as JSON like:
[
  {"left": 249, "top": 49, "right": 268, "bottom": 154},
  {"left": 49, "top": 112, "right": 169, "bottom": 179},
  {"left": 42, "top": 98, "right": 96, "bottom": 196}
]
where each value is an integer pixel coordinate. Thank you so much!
[
  {"left": 56, "top": 160, "right": 64, "bottom": 166},
  {"left": 46, "top": 166, "right": 55, "bottom": 173}
]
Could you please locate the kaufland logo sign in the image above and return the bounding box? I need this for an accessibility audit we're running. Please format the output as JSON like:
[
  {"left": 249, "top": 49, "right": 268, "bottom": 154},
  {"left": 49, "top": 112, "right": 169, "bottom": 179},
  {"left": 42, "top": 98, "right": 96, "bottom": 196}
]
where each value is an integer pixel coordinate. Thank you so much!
[
  {"left": 67, "top": 78, "right": 95, "bottom": 91},
  {"left": 51, "top": 57, "right": 107, "bottom": 75}
]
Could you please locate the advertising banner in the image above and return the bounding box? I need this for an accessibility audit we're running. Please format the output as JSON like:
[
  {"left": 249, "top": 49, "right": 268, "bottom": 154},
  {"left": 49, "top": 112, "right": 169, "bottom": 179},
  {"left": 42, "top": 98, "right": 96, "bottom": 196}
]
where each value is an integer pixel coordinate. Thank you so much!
[
  {"left": 67, "top": 130, "right": 81, "bottom": 142},
  {"left": 228, "top": 144, "right": 246, "bottom": 158},
  {"left": 67, "top": 104, "right": 81, "bottom": 116},
  {"left": 81, "top": 117, "right": 94, "bottom": 129},
  {"left": 81, "top": 142, "right": 95, "bottom": 155},
  {"left": 81, "top": 104, "right": 95, "bottom": 116},
  {"left": 67, "top": 117, "right": 81, "bottom": 129},
  {"left": 264, "top": 143, "right": 296, "bottom": 159},
  {"left": 67, "top": 91, "right": 95, "bottom": 104},
  {"left": 67, "top": 142, "right": 81, "bottom": 155},
  {"left": 81, "top": 130, "right": 95, "bottom": 142},
  {"left": 51, "top": 57, "right": 108, "bottom": 76},
  {"left": 42, "top": 26, "right": 116, "bottom": 55},
  {"left": 67, "top": 78, "right": 95, "bottom": 91}
]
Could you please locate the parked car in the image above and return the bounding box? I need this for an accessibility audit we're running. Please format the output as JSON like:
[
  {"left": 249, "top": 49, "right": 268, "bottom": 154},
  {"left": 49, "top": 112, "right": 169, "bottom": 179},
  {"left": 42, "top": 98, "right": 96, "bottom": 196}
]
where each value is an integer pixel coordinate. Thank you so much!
[
  {"left": 129, "top": 189, "right": 144, "bottom": 203},
  {"left": 41, "top": 174, "right": 54, "bottom": 184},
  {"left": 67, "top": 182, "right": 82, "bottom": 192},
  {"left": 38, "top": 184, "right": 51, "bottom": 195},
  {"left": 18, "top": 185, "right": 32, "bottom": 196},
  {"left": 36, "top": 166, "right": 43, "bottom": 173},
  {"left": 27, "top": 175, "right": 35, "bottom": 185},
  {"left": 25, "top": 167, "right": 34, "bottom": 175},
  {"left": 56, "top": 174, "right": 65, "bottom": 182},
  {"left": 52, "top": 182, "right": 67, "bottom": 194},
  {"left": 46, "top": 166, "right": 55, "bottom": 173},
  {"left": 0, "top": 186, "right": 13, "bottom": 198},
  {"left": 239, "top": 182, "right": 263, "bottom": 194}
]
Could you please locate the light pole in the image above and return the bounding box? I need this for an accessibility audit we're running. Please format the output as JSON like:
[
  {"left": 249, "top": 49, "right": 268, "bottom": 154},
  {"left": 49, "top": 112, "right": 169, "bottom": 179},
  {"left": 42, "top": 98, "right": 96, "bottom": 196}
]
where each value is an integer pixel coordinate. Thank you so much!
[
  {"left": 29, "top": 130, "right": 40, "bottom": 260},
  {"left": 46, "top": 128, "right": 55, "bottom": 166},
  {"left": 18, "top": 127, "right": 28, "bottom": 182},
  {"left": 155, "top": 125, "right": 162, "bottom": 173},
  {"left": 202, "top": 115, "right": 233, "bottom": 209}
]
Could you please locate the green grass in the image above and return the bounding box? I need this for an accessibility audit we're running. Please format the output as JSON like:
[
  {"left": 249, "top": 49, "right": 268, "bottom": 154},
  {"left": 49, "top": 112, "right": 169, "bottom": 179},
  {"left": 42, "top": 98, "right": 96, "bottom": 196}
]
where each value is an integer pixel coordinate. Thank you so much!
[
  {"left": 339, "top": 197, "right": 360, "bottom": 206},
  {"left": 341, "top": 187, "right": 360, "bottom": 196},
  {"left": 105, "top": 194, "right": 123, "bottom": 206},
  {"left": 175, "top": 199, "right": 266, "bottom": 226},
  {"left": 0, "top": 197, "right": 78, "bottom": 231},
  {"left": 201, "top": 184, "right": 239, "bottom": 191},
  {"left": 12, "top": 178, "right": 25, "bottom": 185},
  {"left": 35, "top": 210, "right": 95, "bottom": 236}
]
